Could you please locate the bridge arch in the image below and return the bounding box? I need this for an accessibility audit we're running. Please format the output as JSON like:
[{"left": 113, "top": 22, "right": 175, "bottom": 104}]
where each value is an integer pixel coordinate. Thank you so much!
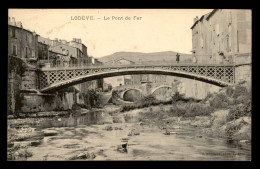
[
  {"left": 39, "top": 66, "right": 234, "bottom": 93},
  {"left": 121, "top": 88, "right": 144, "bottom": 102},
  {"left": 151, "top": 85, "right": 172, "bottom": 95}
]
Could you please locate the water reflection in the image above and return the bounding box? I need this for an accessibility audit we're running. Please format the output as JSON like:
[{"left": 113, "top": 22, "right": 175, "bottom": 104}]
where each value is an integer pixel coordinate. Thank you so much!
[{"left": 11, "top": 109, "right": 251, "bottom": 161}]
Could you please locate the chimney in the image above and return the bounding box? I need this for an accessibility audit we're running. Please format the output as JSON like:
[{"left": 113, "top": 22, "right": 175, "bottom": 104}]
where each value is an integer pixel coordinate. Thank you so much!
[
  {"left": 16, "top": 21, "right": 22, "bottom": 28},
  {"left": 12, "top": 17, "right": 16, "bottom": 25},
  {"left": 194, "top": 16, "right": 199, "bottom": 23}
]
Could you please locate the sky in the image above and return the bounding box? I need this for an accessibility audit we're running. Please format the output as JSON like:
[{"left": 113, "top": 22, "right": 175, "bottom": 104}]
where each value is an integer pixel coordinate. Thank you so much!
[{"left": 9, "top": 9, "right": 213, "bottom": 58}]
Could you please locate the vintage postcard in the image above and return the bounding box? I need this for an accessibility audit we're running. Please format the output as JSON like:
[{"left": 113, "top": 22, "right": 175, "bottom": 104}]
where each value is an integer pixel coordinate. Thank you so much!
[{"left": 7, "top": 9, "right": 251, "bottom": 161}]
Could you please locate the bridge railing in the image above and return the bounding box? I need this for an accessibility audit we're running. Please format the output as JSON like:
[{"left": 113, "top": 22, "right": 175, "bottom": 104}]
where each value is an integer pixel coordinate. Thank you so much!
[{"left": 42, "top": 60, "right": 234, "bottom": 69}]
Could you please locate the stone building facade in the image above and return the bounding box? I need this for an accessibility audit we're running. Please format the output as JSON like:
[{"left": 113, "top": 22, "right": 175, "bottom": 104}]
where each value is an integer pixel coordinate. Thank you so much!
[
  {"left": 8, "top": 17, "right": 38, "bottom": 60},
  {"left": 38, "top": 37, "right": 90, "bottom": 66},
  {"left": 191, "top": 9, "right": 252, "bottom": 91},
  {"left": 8, "top": 17, "right": 39, "bottom": 91},
  {"left": 191, "top": 9, "right": 251, "bottom": 64},
  {"left": 8, "top": 17, "right": 104, "bottom": 115},
  {"left": 38, "top": 42, "right": 49, "bottom": 61}
]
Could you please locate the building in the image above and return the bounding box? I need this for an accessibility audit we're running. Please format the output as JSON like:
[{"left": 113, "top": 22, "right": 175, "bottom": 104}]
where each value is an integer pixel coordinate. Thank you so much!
[
  {"left": 103, "top": 58, "right": 171, "bottom": 87},
  {"left": 38, "top": 37, "right": 90, "bottom": 66},
  {"left": 104, "top": 58, "right": 135, "bottom": 65},
  {"left": 103, "top": 58, "right": 134, "bottom": 87},
  {"left": 38, "top": 42, "right": 49, "bottom": 61},
  {"left": 8, "top": 17, "right": 38, "bottom": 61},
  {"left": 191, "top": 9, "right": 251, "bottom": 64}
]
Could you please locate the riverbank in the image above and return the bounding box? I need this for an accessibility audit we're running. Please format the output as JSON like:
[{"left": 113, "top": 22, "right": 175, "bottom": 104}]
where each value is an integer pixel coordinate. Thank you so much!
[
  {"left": 7, "top": 104, "right": 251, "bottom": 161},
  {"left": 7, "top": 84, "right": 251, "bottom": 160},
  {"left": 118, "top": 84, "right": 251, "bottom": 143}
]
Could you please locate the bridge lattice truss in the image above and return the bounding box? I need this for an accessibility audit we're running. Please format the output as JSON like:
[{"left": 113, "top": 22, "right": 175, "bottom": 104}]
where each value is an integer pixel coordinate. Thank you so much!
[{"left": 39, "top": 64, "right": 235, "bottom": 92}]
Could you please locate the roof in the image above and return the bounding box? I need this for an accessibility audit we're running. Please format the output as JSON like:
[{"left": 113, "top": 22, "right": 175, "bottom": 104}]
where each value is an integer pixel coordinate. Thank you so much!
[
  {"left": 104, "top": 58, "right": 135, "bottom": 64},
  {"left": 8, "top": 24, "right": 39, "bottom": 35},
  {"left": 50, "top": 43, "right": 78, "bottom": 51},
  {"left": 49, "top": 50, "right": 67, "bottom": 56},
  {"left": 38, "top": 41, "right": 49, "bottom": 46},
  {"left": 115, "top": 58, "right": 135, "bottom": 63},
  {"left": 190, "top": 20, "right": 199, "bottom": 30},
  {"left": 190, "top": 10, "right": 215, "bottom": 29},
  {"left": 205, "top": 9, "right": 218, "bottom": 20}
]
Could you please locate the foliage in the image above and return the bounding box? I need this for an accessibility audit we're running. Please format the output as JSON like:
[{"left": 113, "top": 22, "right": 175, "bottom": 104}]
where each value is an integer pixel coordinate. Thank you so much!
[
  {"left": 226, "top": 102, "right": 251, "bottom": 122},
  {"left": 225, "top": 86, "right": 234, "bottom": 97},
  {"left": 171, "top": 91, "right": 185, "bottom": 103},
  {"left": 13, "top": 93, "right": 23, "bottom": 117},
  {"left": 140, "top": 94, "right": 156, "bottom": 107},
  {"left": 209, "top": 93, "right": 230, "bottom": 109},
  {"left": 72, "top": 103, "right": 82, "bottom": 110},
  {"left": 121, "top": 105, "right": 136, "bottom": 112},
  {"left": 232, "top": 85, "right": 249, "bottom": 98},
  {"left": 225, "top": 119, "right": 248, "bottom": 138},
  {"left": 112, "top": 90, "right": 120, "bottom": 98},
  {"left": 82, "top": 89, "right": 101, "bottom": 108},
  {"left": 57, "top": 86, "right": 79, "bottom": 94},
  {"left": 8, "top": 56, "right": 26, "bottom": 75}
]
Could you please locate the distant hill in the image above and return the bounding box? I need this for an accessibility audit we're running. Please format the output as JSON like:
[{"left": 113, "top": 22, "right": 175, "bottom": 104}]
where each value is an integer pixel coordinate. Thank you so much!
[{"left": 98, "top": 51, "right": 192, "bottom": 64}]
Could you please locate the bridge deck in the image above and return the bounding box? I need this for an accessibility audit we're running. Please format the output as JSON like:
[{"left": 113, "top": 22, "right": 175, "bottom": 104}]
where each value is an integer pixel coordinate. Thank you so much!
[
  {"left": 40, "top": 63, "right": 235, "bottom": 71},
  {"left": 38, "top": 63, "right": 235, "bottom": 93}
]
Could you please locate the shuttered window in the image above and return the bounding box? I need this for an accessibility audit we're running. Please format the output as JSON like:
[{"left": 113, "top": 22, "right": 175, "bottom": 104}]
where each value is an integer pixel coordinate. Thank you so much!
[
  {"left": 216, "top": 24, "right": 220, "bottom": 36},
  {"left": 12, "top": 45, "right": 17, "bottom": 55}
]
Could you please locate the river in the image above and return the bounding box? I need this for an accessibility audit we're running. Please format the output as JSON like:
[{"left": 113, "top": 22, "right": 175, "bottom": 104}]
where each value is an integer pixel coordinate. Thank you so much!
[{"left": 8, "top": 106, "right": 251, "bottom": 161}]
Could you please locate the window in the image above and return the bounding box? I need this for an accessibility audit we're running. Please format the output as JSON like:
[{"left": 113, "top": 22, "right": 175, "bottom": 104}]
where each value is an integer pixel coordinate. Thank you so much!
[
  {"left": 200, "top": 37, "right": 204, "bottom": 48},
  {"left": 11, "top": 29, "right": 16, "bottom": 38},
  {"left": 229, "top": 11, "right": 232, "bottom": 24},
  {"left": 228, "top": 24, "right": 232, "bottom": 34},
  {"left": 227, "top": 35, "right": 230, "bottom": 52},
  {"left": 32, "top": 49, "right": 35, "bottom": 58},
  {"left": 25, "top": 47, "right": 28, "bottom": 58},
  {"left": 215, "top": 24, "right": 220, "bottom": 36},
  {"left": 12, "top": 45, "right": 17, "bottom": 55}
]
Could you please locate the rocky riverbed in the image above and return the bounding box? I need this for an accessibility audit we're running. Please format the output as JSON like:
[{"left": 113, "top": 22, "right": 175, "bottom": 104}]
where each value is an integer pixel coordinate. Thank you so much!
[{"left": 7, "top": 104, "right": 251, "bottom": 161}]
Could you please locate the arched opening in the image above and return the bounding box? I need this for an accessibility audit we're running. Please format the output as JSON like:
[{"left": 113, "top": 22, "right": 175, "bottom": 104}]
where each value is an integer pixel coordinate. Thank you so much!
[
  {"left": 152, "top": 86, "right": 172, "bottom": 101},
  {"left": 40, "top": 68, "right": 233, "bottom": 93},
  {"left": 122, "top": 89, "right": 143, "bottom": 102}
]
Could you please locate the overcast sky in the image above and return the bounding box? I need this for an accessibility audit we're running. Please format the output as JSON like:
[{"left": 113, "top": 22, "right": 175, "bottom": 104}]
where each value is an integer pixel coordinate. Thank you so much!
[{"left": 9, "top": 9, "right": 213, "bottom": 58}]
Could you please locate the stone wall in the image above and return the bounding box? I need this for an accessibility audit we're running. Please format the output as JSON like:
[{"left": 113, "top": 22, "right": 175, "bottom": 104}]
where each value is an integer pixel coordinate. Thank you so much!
[
  {"left": 19, "top": 92, "right": 77, "bottom": 113},
  {"left": 177, "top": 78, "right": 221, "bottom": 100},
  {"left": 8, "top": 71, "right": 22, "bottom": 114},
  {"left": 21, "top": 70, "right": 38, "bottom": 90},
  {"left": 235, "top": 65, "right": 251, "bottom": 92},
  {"left": 114, "top": 77, "right": 221, "bottom": 101},
  {"left": 234, "top": 53, "right": 252, "bottom": 91}
]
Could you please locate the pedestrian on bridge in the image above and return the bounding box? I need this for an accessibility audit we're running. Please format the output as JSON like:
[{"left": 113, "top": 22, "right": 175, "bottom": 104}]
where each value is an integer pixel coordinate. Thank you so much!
[
  {"left": 193, "top": 55, "right": 197, "bottom": 63},
  {"left": 176, "top": 53, "right": 180, "bottom": 63}
]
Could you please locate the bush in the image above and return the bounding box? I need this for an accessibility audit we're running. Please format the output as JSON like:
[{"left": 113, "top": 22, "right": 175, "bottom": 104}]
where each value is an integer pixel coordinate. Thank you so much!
[
  {"left": 232, "top": 85, "right": 248, "bottom": 98},
  {"left": 171, "top": 92, "right": 185, "bottom": 103},
  {"left": 141, "top": 95, "right": 156, "bottom": 106},
  {"left": 81, "top": 89, "right": 101, "bottom": 108},
  {"left": 225, "top": 86, "right": 234, "bottom": 97},
  {"left": 226, "top": 102, "right": 251, "bottom": 122},
  {"left": 225, "top": 122, "right": 243, "bottom": 137},
  {"left": 209, "top": 93, "right": 230, "bottom": 109},
  {"left": 112, "top": 90, "right": 120, "bottom": 98},
  {"left": 72, "top": 104, "right": 81, "bottom": 110}
]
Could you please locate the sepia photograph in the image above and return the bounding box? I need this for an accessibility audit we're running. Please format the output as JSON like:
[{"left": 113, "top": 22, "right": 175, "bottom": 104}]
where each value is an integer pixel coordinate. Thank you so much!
[{"left": 7, "top": 9, "right": 252, "bottom": 161}]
